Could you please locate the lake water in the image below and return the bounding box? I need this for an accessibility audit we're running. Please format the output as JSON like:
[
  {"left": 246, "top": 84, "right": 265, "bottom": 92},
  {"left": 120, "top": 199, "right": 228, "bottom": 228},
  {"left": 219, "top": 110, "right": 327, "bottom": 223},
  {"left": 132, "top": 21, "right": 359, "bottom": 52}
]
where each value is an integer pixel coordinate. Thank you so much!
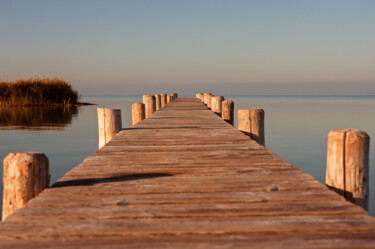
[{"left": 0, "top": 95, "right": 374, "bottom": 219}]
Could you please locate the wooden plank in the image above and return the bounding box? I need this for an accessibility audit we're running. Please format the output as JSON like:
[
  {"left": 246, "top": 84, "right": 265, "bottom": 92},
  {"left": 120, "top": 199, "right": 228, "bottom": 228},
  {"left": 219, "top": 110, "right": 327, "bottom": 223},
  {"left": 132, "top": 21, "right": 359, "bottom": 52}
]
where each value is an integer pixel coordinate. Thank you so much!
[
  {"left": 0, "top": 97, "right": 374, "bottom": 248},
  {"left": 1, "top": 215, "right": 375, "bottom": 240}
]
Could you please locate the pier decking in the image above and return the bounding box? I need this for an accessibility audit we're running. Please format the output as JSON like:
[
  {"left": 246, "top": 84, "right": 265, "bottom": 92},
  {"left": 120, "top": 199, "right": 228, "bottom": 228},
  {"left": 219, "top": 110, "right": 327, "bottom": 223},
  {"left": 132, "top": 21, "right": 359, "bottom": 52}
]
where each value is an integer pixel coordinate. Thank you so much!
[{"left": 0, "top": 98, "right": 375, "bottom": 248}]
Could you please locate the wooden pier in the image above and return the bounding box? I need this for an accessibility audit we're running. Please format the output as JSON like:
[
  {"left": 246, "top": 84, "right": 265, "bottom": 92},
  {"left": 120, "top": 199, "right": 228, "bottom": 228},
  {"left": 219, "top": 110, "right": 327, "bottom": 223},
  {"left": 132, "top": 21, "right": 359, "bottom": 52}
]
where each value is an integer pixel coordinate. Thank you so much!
[{"left": 0, "top": 98, "right": 375, "bottom": 248}]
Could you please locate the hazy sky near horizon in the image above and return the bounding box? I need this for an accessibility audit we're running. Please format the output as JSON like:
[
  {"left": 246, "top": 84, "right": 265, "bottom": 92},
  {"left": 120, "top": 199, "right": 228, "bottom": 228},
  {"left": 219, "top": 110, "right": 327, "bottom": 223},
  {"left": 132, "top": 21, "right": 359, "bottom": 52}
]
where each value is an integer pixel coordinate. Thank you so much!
[{"left": 1, "top": 0, "right": 374, "bottom": 95}]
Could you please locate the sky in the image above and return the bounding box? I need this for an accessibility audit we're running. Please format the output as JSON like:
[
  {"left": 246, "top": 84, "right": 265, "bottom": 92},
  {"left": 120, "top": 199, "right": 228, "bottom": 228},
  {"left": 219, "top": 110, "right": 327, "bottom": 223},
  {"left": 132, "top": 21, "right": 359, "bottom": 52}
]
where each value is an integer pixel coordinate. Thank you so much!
[{"left": 0, "top": 0, "right": 374, "bottom": 95}]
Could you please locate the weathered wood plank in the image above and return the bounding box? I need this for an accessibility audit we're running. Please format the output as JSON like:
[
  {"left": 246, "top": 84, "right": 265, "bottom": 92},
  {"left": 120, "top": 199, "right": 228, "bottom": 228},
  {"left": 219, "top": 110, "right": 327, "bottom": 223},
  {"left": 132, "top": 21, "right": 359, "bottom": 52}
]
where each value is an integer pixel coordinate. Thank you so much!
[{"left": 0, "top": 97, "right": 374, "bottom": 248}]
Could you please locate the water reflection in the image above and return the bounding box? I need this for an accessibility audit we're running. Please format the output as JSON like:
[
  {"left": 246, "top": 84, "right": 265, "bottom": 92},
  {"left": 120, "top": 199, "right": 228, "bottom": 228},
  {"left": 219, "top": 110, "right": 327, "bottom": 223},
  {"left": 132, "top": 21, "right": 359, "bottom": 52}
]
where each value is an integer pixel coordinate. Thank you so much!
[{"left": 0, "top": 106, "right": 79, "bottom": 131}]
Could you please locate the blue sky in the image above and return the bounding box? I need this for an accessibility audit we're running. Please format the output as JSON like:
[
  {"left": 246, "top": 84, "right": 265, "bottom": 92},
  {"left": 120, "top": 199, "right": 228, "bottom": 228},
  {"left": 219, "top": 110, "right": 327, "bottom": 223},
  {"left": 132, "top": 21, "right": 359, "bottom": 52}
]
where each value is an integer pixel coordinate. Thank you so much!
[{"left": 0, "top": 0, "right": 374, "bottom": 95}]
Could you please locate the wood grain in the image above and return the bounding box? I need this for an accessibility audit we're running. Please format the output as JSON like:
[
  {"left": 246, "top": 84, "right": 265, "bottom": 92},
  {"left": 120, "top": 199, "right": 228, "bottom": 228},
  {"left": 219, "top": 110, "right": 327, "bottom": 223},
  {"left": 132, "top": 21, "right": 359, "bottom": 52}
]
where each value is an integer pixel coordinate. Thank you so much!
[{"left": 0, "top": 98, "right": 374, "bottom": 248}]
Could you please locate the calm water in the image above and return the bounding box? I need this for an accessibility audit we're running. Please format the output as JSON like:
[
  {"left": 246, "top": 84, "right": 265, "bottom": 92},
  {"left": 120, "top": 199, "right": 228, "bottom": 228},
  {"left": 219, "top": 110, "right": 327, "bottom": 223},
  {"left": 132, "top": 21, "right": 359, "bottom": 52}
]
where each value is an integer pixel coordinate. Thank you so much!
[{"left": 0, "top": 95, "right": 374, "bottom": 219}]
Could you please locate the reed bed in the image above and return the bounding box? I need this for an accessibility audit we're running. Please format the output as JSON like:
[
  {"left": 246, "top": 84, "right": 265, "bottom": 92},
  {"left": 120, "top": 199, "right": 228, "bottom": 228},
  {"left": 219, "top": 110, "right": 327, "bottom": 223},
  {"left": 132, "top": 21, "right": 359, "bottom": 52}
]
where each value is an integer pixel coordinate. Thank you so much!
[{"left": 0, "top": 77, "right": 79, "bottom": 106}]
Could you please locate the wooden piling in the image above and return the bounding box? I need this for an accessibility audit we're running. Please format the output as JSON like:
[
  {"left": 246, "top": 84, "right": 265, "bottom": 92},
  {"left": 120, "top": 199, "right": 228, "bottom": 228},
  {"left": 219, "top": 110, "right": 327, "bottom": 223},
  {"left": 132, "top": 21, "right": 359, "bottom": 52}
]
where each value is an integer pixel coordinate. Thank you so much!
[
  {"left": 97, "top": 108, "right": 122, "bottom": 149},
  {"left": 167, "top": 96, "right": 171, "bottom": 104},
  {"left": 326, "top": 128, "right": 369, "bottom": 210},
  {"left": 238, "top": 109, "right": 251, "bottom": 135},
  {"left": 131, "top": 103, "right": 145, "bottom": 125},
  {"left": 250, "top": 109, "right": 265, "bottom": 146},
  {"left": 2, "top": 152, "right": 49, "bottom": 221},
  {"left": 196, "top": 93, "right": 203, "bottom": 101},
  {"left": 199, "top": 94, "right": 204, "bottom": 103},
  {"left": 160, "top": 94, "right": 167, "bottom": 107},
  {"left": 171, "top": 93, "right": 178, "bottom": 100},
  {"left": 203, "top": 93, "right": 212, "bottom": 108},
  {"left": 222, "top": 100, "right": 234, "bottom": 125},
  {"left": 237, "top": 109, "right": 265, "bottom": 146},
  {"left": 154, "top": 94, "right": 161, "bottom": 110},
  {"left": 211, "top": 96, "right": 224, "bottom": 116},
  {"left": 143, "top": 95, "right": 156, "bottom": 118}
]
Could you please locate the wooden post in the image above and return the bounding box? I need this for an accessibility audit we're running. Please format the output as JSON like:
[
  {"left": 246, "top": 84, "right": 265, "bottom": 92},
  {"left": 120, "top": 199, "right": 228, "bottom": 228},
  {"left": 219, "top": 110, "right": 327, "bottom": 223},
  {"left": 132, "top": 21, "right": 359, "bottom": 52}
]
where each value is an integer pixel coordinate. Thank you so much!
[
  {"left": 167, "top": 96, "right": 171, "bottom": 104},
  {"left": 222, "top": 100, "right": 234, "bottom": 125},
  {"left": 199, "top": 93, "right": 204, "bottom": 103},
  {"left": 97, "top": 108, "right": 122, "bottom": 149},
  {"left": 160, "top": 94, "right": 167, "bottom": 107},
  {"left": 143, "top": 95, "right": 156, "bottom": 118},
  {"left": 171, "top": 93, "right": 178, "bottom": 100},
  {"left": 131, "top": 103, "right": 145, "bottom": 125},
  {"left": 211, "top": 96, "right": 224, "bottom": 116},
  {"left": 237, "top": 109, "right": 265, "bottom": 146},
  {"left": 2, "top": 152, "right": 50, "bottom": 221},
  {"left": 203, "top": 93, "right": 212, "bottom": 108},
  {"left": 154, "top": 94, "right": 161, "bottom": 110},
  {"left": 196, "top": 93, "right": 203, "bottom": 100},
  {"left": 326, "top": 128, "right": 369, "bottom": 210},
  {"left": 250, "top": 109, "right": 265, "bottom": 146},
  {"left": 238, "top": 109, "right": 251, "bottom": 135}
]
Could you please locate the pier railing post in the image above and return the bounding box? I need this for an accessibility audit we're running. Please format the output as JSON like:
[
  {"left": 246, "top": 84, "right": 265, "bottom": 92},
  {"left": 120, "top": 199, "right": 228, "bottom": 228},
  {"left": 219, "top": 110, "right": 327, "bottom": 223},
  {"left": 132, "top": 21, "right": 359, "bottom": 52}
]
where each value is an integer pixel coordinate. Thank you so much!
[
  {"left": 222, "top": 100, "right": 234, "bottom": 125},
  {"left": 97, "top": 108, "right": 122, "bottom": 148},
  {"left": 238, "top": 109, "right": 265, "bottom": 146},
  {"left": 160, "top": 94, "right": 167, "bottom": 107},
  {"left": 132, "top": 103, "right": 145, "bottom": 125},
  {"left": 154, "top": 94, "right": 161, "bottom": 110},
  {"left": 2, "top": 152, "right": 50, "bottom": 221},
  {"left": 143, "top": 95, "right": 156, "bottom": 118},
  {"left": 326, "top": 128, "right": 369, "bottom": 211},
  {"left": 211, "top": 96, "right": 224, "bottom": 116}
]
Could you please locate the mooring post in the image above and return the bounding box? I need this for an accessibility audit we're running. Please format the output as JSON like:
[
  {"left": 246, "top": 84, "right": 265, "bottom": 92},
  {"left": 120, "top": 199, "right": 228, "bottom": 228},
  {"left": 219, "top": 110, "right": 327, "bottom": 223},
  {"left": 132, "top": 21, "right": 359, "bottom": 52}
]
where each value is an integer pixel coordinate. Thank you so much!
[
  {"left": 199, "top": 94, "right": 205, "bottom": 103},
  {"left": 250, "top": 109, "right": 265, "bottom": 146},
  {"left": 2, "top": 152, "right": 50, "bottom": 221},
  {"left": 222, "top": 100, "right": 234, "bottom": 125},
  {"left": 326, "top": 128, "right": 369, "bottom": 211},
  {"left": 154, "top": 94, "right": 161, "bottom": 110},
  {"left": 97, "top": 108, "right": 122, "bottom": 148},
  {"left": 196, "top": 93, "right": 203, "bottom": 100},
  {"left": 238, "top": 109, "right": 251, "bottom": 135},
  {"left": 132, "top": 103, "right": 145, "bottom": 125},
  {"left": 143, "top": 95, "right": 156, "bottom": 118},
  {"left": 204, "top": 93, "right": 212, "bottom": 108},
  {"left": 160, "top": 93, "right": 167, "bottom": 107},
  {"left": 171, "top": 93, "right": 178, "bottom": 100},
  {"left": 237, "top": 108, "right": 265, "bottom": 146},
  {"left": 211, "top": 96, "right": 224, "bottom": 116}
]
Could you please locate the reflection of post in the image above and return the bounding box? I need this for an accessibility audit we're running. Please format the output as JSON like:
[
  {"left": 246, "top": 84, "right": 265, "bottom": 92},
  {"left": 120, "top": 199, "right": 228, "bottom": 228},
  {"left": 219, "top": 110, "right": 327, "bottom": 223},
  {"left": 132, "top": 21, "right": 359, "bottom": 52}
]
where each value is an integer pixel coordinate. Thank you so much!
[
  {"left": 222, "top": 100, "right": 234, "bottom": 125},
  {"left": 132, "top": 103, "right": 145, "bottom": 125},
  {"left": 2, "top": 152, "right": 50, "bottom": 221},
  {"left": 326, "top": 129, "right": 369, "bottom": 211},
  {"left": 238, "top": 108, "right": 265, "bottom": 146},
  {"left": 160, "top": 94, "right": 167, "bottom": 108},
  {"left": 211, "top": 96, "right": 224, "bottom": 116},
  {"left": 143, "top": 95, "right": 156, "bottom": 118},
  {"left": 97, "top": 108, "right": 122, "bottom": 149}
]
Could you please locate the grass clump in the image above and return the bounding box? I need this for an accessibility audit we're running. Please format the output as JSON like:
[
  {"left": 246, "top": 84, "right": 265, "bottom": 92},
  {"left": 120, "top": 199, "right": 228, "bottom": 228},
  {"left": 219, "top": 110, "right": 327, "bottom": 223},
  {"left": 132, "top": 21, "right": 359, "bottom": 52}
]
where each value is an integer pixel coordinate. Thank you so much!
[{"left": 0, "top": 77, "right": 79, "bottom": 106}]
